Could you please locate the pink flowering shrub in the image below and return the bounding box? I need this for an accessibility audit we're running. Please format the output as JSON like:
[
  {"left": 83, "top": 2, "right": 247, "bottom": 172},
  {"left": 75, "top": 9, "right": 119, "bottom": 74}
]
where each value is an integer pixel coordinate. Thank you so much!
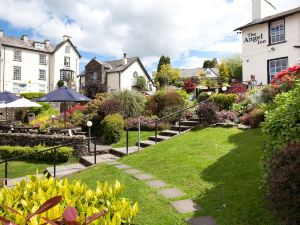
[{"left": 271, "top": 65, "right": 300, "bottom": 91}]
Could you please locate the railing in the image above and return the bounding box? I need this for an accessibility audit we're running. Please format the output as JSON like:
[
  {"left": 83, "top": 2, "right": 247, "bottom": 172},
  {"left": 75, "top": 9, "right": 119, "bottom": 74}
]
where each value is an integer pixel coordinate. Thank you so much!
[
  {"left": 124, "top": 100, "right": 208, "bottom": 154},
  {"left": 0, "top": 137, "right": 97, "bottom": 186}
]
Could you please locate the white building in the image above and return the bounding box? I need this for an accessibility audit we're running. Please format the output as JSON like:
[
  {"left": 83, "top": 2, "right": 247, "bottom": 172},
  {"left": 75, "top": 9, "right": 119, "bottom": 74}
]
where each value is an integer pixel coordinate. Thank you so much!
[
  {"left": 0, "top": 31, "right": 81, "bottom": 94},
  {"left": 235, "top": 1, "right": 300, "bottom": 84},
  {"left": 79, "top": 54, "right": 155, "bottom": 93}
]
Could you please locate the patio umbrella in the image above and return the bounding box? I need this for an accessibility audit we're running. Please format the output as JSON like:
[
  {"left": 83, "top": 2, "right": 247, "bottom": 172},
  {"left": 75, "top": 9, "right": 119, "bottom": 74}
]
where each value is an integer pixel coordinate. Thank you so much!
[
  {"left": 0, "top": 91, "right": 20, "bottom": 121},
  {"left": 36, "top": 86, "right": 91, "bottom": 127},
  {"left": 5, "top": 98, "right": 41, "bottom": 108}
]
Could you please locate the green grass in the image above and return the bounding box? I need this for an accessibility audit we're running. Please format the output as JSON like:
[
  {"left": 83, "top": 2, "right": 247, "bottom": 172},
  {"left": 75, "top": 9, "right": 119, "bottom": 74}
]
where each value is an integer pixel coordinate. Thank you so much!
[
  {"left": 111, "top": 130, "right": 155, "bottom": 148},
  {"left": 69, "top": 127, "right": 277, "bottom": 225}
]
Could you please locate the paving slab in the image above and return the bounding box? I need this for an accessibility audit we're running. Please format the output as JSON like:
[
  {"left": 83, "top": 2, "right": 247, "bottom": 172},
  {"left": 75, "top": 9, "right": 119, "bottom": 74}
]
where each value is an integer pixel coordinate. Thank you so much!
[
  {"left": 46, "top": 163, "right": 86, "bottom": 177},
  {"left": 123, "top": 169, "right": 143, "bottom": 175},
  {"left": 114, "top": 164, "right": 131, "bottom": 169},
  {"left": 5, "top": 174, "right": 43, "bottom": 189},
  {"left": 158, "top": 188, "right": 185, "bottom": 199},
  {"left": 133, "top": 173, "right": 154, "bottom": 181},
  {"left": 171, "top": 199, "right": 201, "bottom": 214},
  {"left": 107, "top": 161, "right": 122, "bottom": 165},
  {"left": 187, "top": 216, "right": 217, "bottom": 225},
  {"left": 146, "top": 180, "right": 167, "bottom": 188},
  {"left": 110, "top": 146, "right": 142, "bottom": 156}
]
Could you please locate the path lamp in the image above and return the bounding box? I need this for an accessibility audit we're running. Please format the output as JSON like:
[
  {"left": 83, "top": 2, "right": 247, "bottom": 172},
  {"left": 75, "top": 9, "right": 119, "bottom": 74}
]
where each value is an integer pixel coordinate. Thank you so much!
[
  {"left": 222, "top": 86, "right": 227, "bottom": 92},
  {"left": 207, "top": 91, "right": 212, "bottom": 96},
  {"left": 51, "top": 115, "right": 56, "bottom": 125},
  {"left": 87, "top": 120, "right": 93, "bottom": 153}
]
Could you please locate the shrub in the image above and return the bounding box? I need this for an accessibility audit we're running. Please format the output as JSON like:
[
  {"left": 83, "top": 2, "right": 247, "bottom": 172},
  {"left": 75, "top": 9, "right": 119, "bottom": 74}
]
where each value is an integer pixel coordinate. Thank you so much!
[
  {"left": 98, "top": 99, "right": 124, "bottom": 117},
  {"left": 263, "top": 82, "right": 300, "bottom": 154},
  {"left": 261, "top": 85, "right": 278, "bottom": 103},
  {"left": 136, "top": 76, "right": 147, "bottom": 90},
  {"left": 0, "top": 176, "right": 138, "bottom": 224},
  {"left": 231, "top": 99, "right": 251, "bottom": 116},
  {"left": 57, "top": 80, "right": 65, "bottom": 87},
  {"left": 209, "top": 93, "right": 238, "bottom": 110},
  {"left": 217, "top": 110, "right": 238, "bottom": 123},
  {"left": 240, "top": 108, "right": 264, "bottom": 128},
  {"left": 174, "top": 80, "right": 184, "bottom": 88},
  {"left": 183, "top": 79, "right": 197, "bottom": 93},
  {"left": 271, "top": 64, "right": 300, "bottom": 92},
  {"left": 84, "top": 93, "right": 108, "bottom": 116},
  {"left": 196, "top": 101, "right": 219, "bottom": 125},
  {"left": 197, "top": 92, "right": 209, "bottom": 102},
  {"left": 110, "top": 90, "right": 145, "bottom": 118},
  {"left": 125, "top": 116, "right": 169, "bottom": 131},
  {"left": 20, "top": 92, "right": 44, "bottom": 99},
  {"left": 29, "top": 102, "right": 51, "bottom": 115},
  {"left": 102, "top": 113, "right": 124, "bottom": 144},
  {"left": 66, "top": 104, "right": 85, "bottom": 114},
  {"left": 227, "top": 83, "right": 247, "bottom": 100},
  {"left": 267, "top": 142, "right": 300, "bottom": 225},
  {"left": 176, "top": 89, "right": 190, "bottom": 101},
  {"left": 191, "top": 75, "right": 200, "bottom": 84},
  {"left": 157, "top": 74, "right": 170, "bottom": 87},
  {"left": 0, "top": 145, "right": 73, "bottom": 162}
]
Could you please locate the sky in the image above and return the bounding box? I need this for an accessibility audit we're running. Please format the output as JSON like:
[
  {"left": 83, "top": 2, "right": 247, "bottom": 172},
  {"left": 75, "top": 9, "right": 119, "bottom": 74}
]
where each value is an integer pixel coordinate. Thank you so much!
[{"left": 0, "top": 0, "right": 299, "bottom": 73}]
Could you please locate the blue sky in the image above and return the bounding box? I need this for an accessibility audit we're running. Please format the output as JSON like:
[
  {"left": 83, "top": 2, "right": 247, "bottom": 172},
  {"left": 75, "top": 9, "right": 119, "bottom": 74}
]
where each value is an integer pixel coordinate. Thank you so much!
[{"left": 0, "top": 0, "right": 299, "bottom": 73}]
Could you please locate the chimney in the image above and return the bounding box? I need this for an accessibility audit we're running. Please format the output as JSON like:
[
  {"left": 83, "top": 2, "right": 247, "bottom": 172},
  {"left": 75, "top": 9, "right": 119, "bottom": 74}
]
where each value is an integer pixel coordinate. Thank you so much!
[
  {"left": 44, "top": 40, "right": 50, "bottom": 47},
  {"left": 252, "top": 0, "right": 262, "bottom": 22},
  {"left": 63, "top": 35, "right": 71, "bottom": 41},
  {"left": 122, "top": 53, "right": 127, "bottom": 65},
  {"left": 0, "top": 30, "right": 3, "bottom": 38},
  {"left": 21, "top": 35, "right": 28, "bottom": 42}
]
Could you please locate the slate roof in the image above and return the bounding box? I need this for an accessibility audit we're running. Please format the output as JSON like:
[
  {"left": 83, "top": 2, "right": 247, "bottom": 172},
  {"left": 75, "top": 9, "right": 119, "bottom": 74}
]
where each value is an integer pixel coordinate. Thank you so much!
[
  {"left": 179, "top": 68, "right": 204, "bottom": 78},
  {"left": 234, "top": 6, "right": 300, "bottom": 31},
  {"left": 105, "top": 57, "right": 137, "bottom": 73},
  {"left": 0, "top": 34, "right": 81, "bottom": 57}
]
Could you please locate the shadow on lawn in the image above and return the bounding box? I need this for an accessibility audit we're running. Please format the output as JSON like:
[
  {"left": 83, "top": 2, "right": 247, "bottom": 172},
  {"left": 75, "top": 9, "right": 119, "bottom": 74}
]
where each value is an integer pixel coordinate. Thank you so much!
[{"left": 192, "top": 129, "right": 277, "bottom": 225}]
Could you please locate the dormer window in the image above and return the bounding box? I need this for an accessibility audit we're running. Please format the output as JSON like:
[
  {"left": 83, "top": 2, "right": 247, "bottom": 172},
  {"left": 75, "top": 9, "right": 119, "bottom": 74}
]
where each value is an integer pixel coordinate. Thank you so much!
[
  {"left": 34, "top": 42, "right": 45, "bottom": 49},
  {"left": 269, "top": 19, "right": 285, "bottom": 45}
]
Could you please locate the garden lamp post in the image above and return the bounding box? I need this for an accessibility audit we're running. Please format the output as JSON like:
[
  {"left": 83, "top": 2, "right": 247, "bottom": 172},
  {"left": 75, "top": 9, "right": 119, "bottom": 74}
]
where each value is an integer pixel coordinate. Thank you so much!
[
  {"left": 87, "top": 121, "right": 93, "bottom": 154},
  {"left": 51, "top": 115, "right": 56, "bottom": 126},
  {"left": 222, "top": 86, "right": 227, "bottom": 92},
  {"left": 207, "top": 91, "right": 212, "bottom": 96}
]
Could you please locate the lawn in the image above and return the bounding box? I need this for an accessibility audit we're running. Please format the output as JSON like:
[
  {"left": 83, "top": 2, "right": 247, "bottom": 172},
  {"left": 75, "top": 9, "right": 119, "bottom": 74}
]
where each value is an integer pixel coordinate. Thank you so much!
[
  {"left": 69, "top": 127, "right": 277, "bottom": 225},
  {"left": 111, "top": 130, "right": 155, "bottom": 148}
]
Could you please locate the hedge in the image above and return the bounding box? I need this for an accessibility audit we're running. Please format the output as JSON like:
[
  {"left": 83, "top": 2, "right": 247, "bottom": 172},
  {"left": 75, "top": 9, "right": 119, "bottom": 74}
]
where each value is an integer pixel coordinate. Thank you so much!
[
  {"left": 0, "top": 145, "right": 74, "bottom": 162},
  {"left": 102, "top": 113, "right": 124, "bottom": 144},
  {"left": 20, "top": 92, "right": 45, "bottom": 99}
]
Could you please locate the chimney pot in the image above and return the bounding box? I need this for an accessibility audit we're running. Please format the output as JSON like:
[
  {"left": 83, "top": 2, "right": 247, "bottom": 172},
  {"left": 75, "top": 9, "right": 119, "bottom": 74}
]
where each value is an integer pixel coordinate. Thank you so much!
[
  {"left": 252, "top": 0, "right": 262, "bottom": 22},
  {"left": 122, "top": 53, "right": 128, "bottom": 65},
  {"left": 63, "top": 35, "right": 71, "bottom": 41},
  {"left": 21, "top": 35, "right": 28, "bottom": 42},
  {"left": 0, "top": 30, "right": 3, "bottom": 38}
]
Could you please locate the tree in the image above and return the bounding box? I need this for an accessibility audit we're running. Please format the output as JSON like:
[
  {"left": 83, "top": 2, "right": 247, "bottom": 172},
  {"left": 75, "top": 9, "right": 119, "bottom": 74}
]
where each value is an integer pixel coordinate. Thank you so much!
[
  {"left": 154, "top": 64, "right": 180, "bottom": 86},
  {"left": 203, "top": 58, "right": 218, "bottom": 68},
  {"left": 223, "top": 54, "right": 243, "bottom": 81},
  {"left": 136, "top": 76, "right": 147, "bottom": 90},
  {"left": 57, "top": 80, "right": 64, "bottom": 88},
  {"left": 84, "top": 81, "right": 107, "bottom": 99},
  {"left": 157, "top": 55, "right": 171, "bottom": 72},
  {"left": 219, "top": 62, "right": 230, "bottom": 81}
]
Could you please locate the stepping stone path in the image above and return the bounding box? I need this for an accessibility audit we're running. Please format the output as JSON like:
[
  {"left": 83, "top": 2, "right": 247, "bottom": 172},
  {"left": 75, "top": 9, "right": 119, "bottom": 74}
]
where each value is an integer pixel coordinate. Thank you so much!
[{"left": 112, "top": 163, "right": 218, "bottom": 224}]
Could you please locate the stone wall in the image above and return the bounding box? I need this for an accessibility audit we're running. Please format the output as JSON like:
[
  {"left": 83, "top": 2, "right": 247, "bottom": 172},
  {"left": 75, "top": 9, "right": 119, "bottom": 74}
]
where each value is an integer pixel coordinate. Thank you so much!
[{"left": 0, "top": 133, "right": 89, "bottom": 156}]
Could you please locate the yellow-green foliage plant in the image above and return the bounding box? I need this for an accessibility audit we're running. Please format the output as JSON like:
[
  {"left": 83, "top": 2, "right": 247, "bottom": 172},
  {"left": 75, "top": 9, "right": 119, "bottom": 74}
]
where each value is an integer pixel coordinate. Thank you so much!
[{"left": 0, "top": 176, "right": 138, "bottom": 225}]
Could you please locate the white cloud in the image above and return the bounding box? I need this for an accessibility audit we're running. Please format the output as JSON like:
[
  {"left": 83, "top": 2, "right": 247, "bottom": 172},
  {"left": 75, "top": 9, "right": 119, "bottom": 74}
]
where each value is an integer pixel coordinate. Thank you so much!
[
  {"left": 0, "top": 0, "right": 299, "bottom": 69},
  {"left": 180, "top": 57, "right": 210, "bottom": 69}
]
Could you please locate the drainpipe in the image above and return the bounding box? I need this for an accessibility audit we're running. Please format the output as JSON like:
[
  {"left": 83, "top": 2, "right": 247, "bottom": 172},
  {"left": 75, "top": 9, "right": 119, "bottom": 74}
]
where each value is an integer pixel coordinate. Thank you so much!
[
  {"left": 2, "top": 46, "right": 5, "bottom": 91},
  {"left": 48, "top": 54, "right": 51, "bottom": 92},
  {"left": 118, "top": 72, "right": 121, "bottom": 90}
]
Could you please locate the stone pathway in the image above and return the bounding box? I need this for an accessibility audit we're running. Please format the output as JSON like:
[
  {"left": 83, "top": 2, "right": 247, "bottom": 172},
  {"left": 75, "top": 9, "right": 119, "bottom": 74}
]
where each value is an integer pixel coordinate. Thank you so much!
[{"left": 111, "top": 162, "right": 218, "bottom": 225}]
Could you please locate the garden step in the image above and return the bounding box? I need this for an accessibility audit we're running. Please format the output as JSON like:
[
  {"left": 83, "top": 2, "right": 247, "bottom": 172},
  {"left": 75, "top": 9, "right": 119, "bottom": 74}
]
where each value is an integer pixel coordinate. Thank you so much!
[
  {"left": 159, "top": 130, "right": 180, "bottom": 136},
  {"left": 180, "top": 120, "right": 199, "bottom": 126},
  {"left": 80, "top": 154, "right": 119, "bottom": 166},
  {"left": 110, "top": 146, "right": 143, "bottom": 157},
  {"left": 139, "top": 140, "right": 156, "bottom": 147},
  {"left": 170, "top": 125, "right": 193, "bottom": 131},
  {"left": 148, "top": 135, "right": 171, "bottom": 142},
  {"left": 45, "top": 163, "right": 86, "bottom": 177},
  {"left": 5, "top": 174, "right": 44, "bottom": 189},
  {"left": 188, "top": 118, "right": 200, "bottom": 122}
]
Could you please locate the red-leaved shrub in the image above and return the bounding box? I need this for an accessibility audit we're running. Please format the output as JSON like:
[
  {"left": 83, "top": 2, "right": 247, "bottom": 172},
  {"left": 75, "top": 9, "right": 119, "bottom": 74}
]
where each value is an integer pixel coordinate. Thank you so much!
[
  {"left": 66, "top": 104, "right": 85, "bottom": 114},
  {"left": 196, "top": 101, "right": 219, "bottom": 125},
  {"left": 267, "top": 142, "right": 300, "bottom": 225},
  {"left": 183, "top": 80, "right": 197, "bottom": 93},
  {"left": 227, "top": 83, "right": 247, "bottom": 101},
  {"left": 125, "top": 116, "right": 169, "bottom": 131},
  {"left": 239, "top": 108, "right": 264, "bottom": 128},
  {"left": 98, "top": 99, "right": 124, "bottom": 117},
  {"left": 217, "top": 110, "right": 238, "bottom": 123}
]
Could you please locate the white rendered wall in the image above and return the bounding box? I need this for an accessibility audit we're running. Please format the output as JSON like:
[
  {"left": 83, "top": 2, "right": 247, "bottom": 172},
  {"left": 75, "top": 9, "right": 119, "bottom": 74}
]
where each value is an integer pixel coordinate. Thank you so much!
[{"left": 242, "top": 13, "right": 300, "bottom": 84}]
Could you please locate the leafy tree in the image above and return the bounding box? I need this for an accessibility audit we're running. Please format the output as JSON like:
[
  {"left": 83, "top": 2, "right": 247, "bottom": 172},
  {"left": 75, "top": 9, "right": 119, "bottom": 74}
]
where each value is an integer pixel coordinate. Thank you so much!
[
  {"left": 136, "top": 76, "right": 147, "bottom": 90},
  {"left": 203, "top": 58, "right": 218, "bottom": 68},
  {"left": 157, "top": 55, "right": 171, "bottom": 72},
  {"left": 223, "top": 54, "right": 243, "bottom": 80},
  {"left": 84, "top": 81, "right": 107, "bottom": 99},
  {"left": 157, "top": 74, "right": 170, "bottom": 87},
  {"left": 219, "top": 62, "right": 230, "bottom": 81},
  {"left": 57, "top": 80, "right": 64, "bottom": 88},
  {"left": 154, "top": 64, "right": 180, "bottom": 85}
]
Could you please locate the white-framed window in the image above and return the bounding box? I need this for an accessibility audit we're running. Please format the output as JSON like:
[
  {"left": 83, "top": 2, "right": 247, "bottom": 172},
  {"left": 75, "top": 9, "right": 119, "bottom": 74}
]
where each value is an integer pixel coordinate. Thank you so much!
[
  {"left": 39, "top": 69, "right": 46, "bottom": 80},
  {"left": 38, "top": 84, "right": 46, "bottom": 93},
  {"left": 65, "top": 46, "right": 70, "bottom": 53},
  {"left": 269, "top": 19, "right": 285, "bottom": 44},
  {"left": 34, "top": 42, "right": 45, "bottom": 49},
  {"left": 13, "top": 83, "right": 27, "bottom": 93},
  {"left": 39, "top": 54, "right": 46, "bottom": 65},
  {"left": 64, "top": 56, "right": 70, "bottom": 67},
  {"left": 132, "top": 71, "right": 138, "bottom": 86},
  {"left": 12, "top": 83, "right": 19, "bottom": 94},
  {"left": 268, "top": 57, "right": 288, "bottom": 82},
  {"left": 91, "top": 72, "right": 97, "bottom": 81},
  {"left": 60, "top": 69, "right": 74, "bottom": 81},
  {"left": 13, "top": 50, "right": 22, "bottom": 61},
  {"left": 13, "top": 66, "right": 21, "bottom": 80}
]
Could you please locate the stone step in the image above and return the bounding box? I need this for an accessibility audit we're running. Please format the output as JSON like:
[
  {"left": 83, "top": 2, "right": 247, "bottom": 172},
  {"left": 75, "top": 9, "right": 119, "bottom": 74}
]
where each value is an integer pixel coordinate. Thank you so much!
[
  {"left": 148, "top": 135, "right": 171, "bottom": 142},
  {"left": 4, "top": 174, "right": 43, "bottom": 189},
  {"left": 45, "top": 163, "right": 86, "bottom": 177},
  {"left": 139, "top": 140, "right": 156, "bottom": 148},
  {"left": 180, "top": 120, "right": 199, "bottom": 126},
  {"left": 159, "top": 130, "right": 180, "bottom": 137},
  {"left": 80, "top": 154, "right": 119, "bottom": 166},
  {"left": 110, "top": 146, "right": 143, "bottom": 157},
  {"left": 188, "top": 118, "right": 200, "bottom": 122},
  {"left": 170, "top": 125, "right": 193, "bottom": 131}
]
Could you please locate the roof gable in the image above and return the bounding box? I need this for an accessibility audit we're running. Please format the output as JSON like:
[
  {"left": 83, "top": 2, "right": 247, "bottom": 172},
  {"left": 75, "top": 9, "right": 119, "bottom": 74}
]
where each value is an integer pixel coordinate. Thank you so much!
[{"left": 53, "top": 39, "right": 81, "bottom": 58}]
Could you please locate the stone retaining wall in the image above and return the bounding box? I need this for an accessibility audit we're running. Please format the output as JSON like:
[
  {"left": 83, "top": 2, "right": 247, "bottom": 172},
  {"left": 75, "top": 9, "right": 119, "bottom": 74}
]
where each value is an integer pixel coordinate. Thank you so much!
[{"left": 0, "top": 133, "right": 88, "bottom": 156}]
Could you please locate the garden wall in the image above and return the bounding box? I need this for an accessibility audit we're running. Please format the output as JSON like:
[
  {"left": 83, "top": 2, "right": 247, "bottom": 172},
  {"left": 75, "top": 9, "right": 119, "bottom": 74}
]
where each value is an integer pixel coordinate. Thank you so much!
[{"left": 0, "top": 133, "right": 88, "bottom": 156}]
